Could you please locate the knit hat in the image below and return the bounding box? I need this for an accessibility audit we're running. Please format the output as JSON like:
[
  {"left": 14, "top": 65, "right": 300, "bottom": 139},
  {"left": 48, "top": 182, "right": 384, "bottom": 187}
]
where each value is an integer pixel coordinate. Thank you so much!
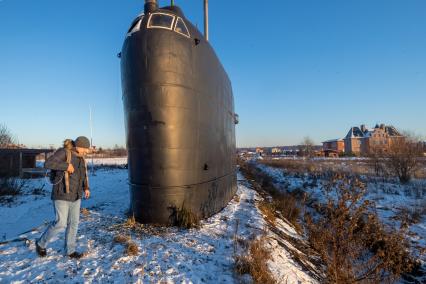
[{"left": 75, "top": 136, "right": 90, "bottom": 149}]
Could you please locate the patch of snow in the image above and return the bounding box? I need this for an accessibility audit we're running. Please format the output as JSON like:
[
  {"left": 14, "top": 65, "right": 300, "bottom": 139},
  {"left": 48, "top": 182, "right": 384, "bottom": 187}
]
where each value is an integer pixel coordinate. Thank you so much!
[{"left": 0, "top": 169, "right": 316, "bottom": 283}]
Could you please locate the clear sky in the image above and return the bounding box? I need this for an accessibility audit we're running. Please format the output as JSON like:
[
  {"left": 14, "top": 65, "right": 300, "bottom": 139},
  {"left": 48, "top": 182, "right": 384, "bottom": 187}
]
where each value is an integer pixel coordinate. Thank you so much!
[{"left": 0, "top": 0, "right": 425, "bottom": 148}]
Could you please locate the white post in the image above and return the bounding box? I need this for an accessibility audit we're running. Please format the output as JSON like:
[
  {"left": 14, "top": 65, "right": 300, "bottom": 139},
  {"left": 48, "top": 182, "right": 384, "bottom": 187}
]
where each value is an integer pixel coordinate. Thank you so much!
[
  {"left": 89, "top": 106, "right": 95, "bottom": 175},
  {"left": 204, "top": 0, "right": 209, "bottom": 41}
]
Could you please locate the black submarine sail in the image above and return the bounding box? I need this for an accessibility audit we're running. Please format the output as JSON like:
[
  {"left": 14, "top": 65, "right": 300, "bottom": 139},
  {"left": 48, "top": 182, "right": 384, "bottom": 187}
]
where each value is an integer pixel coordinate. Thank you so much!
[{"left": 120, "top": 0, "right": 238, "bottom": 224}]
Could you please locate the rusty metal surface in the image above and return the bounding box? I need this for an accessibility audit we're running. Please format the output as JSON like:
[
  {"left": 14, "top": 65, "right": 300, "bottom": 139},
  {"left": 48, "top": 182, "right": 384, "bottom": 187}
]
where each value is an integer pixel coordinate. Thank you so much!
[{"left": 120, "top": 5, "right": 237, "bottom": 224}]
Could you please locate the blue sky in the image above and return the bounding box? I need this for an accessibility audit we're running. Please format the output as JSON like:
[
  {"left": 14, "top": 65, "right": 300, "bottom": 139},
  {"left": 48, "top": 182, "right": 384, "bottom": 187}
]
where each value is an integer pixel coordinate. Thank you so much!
[{"left": 0, "top": 0, "right": 425, "bottom": 148}]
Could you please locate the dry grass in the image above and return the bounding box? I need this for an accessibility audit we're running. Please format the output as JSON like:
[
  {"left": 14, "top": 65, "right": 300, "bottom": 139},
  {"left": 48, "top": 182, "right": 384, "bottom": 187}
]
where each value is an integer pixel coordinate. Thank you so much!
[
  {"left": 260, "top": 157, "right": 426, "bottom": 182},
  {"left": 126, "top": 241, "right": 139, "bottom": 256},
  {"left": 239, "top": 160, "right": 303, "bottom": 230},
  {"left": 272, "top": 193, "right": 301, "bottom": 229},
  {"left": 124, "top": 215, "right": 137, "bottom": 229},
  {"left": 260, "top": 158, "right": 372, "bottom": 177},
  {"left": 81, "top": 207, "right": 90, "bottom": 217},
  {"left": 170, "top": 205, "right": 200, "bottom": 229},
  {"left": 233, "top": 194, "right": 240, "bottom": 203},
  {"left": 305, "top": 175, "right": 417, "bottom": 283},
  {"left": 413, "top": 159, "right": 426, "bottom": 179},
  {"left": 258, "top": 201, "right": 276, "bottom": 225},
  {"left": 234, "top": 254, "right": 251, "bottom": 274},
  {"left": 239, "top": 157, "right": 422, "bottom": 282},
  {"left": 234, "top": 237, "right": 275, "bottom": 284},
  {"left": 113, "top": 233, "right": 138, "bottom": 256},
  {"left": 393, "top": 206, "right": 424, "bottom": 226},
  {"left": 113, "top": 234, "right": 130, "bottom": 244}
]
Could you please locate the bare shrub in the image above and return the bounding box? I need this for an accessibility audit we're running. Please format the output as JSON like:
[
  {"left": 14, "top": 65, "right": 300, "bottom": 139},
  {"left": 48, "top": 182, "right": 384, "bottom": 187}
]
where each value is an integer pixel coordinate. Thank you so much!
[
  {"left": 367, "top": 148, "right": 387, "bottom": 177},
  {"left": 371, "top": 135, "right": 424, "bottom": 184},
  {"left": 0, "top": 123, "right": 17, "bottom": 148},
  {"left": 234, "top": 237, "right": 275, "bottom": 284},
  {"left": 299, "top": 136, "right": 316, "bottom": 158},
  {"left": 305, "top": 174, "right": 416, "bottom": 283},
  {"left": 0, "top": 177, "right": 25, "bottom": 198},
  {"left": 31, "top": 184, "right": 46, "bottom": 196},
  {"left": 393, "top": 206, "right": 424, "bottom": 226},
  {"left": 387, "top": 137, "right": 423, "bottom": 183}
]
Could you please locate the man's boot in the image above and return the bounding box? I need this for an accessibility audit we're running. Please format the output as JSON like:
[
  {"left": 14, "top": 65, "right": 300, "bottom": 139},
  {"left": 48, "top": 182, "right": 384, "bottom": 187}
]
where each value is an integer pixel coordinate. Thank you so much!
[
  {"left": 35, "top": 241, "right": 47, "bottom": 257},
  {"left": 68, "top": 251, "right": 85, "bottom": 259}
]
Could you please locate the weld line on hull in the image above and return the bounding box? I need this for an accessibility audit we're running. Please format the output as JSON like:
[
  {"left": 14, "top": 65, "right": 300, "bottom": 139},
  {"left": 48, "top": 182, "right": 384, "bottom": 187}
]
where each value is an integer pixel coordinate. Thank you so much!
[{"left": 128, "top": 170, "right": 237, "bottom": 189}]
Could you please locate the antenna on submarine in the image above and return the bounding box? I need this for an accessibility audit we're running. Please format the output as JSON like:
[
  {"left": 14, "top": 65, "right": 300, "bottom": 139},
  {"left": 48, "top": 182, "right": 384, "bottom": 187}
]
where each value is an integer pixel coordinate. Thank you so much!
[
  {"left": 204, "top": 0, "right": 209, "bottom": 41},
  {"left": 144, "top": 0, "right": 158, "bottom": 13}
]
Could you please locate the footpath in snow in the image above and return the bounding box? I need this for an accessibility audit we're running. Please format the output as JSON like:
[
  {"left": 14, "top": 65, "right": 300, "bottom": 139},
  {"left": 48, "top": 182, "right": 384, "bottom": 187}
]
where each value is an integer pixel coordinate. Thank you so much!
[{"left": 0, "top": 162, "right": 316, "bottom": 283}]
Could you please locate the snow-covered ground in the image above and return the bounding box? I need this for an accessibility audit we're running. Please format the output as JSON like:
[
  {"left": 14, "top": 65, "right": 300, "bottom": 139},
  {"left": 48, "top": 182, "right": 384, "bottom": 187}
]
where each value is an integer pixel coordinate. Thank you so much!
[
  {"left": 0, "top": 162, "right": 316, "bottom": 283},
  {"left": 87, "top": 157, "right": 128, "bottom": 167},
  {"left": 255, "top": 162, "right": 426, "bottom": 271},
  {"left": 37, "top": 157, "right": 128, "bottom": 168}
]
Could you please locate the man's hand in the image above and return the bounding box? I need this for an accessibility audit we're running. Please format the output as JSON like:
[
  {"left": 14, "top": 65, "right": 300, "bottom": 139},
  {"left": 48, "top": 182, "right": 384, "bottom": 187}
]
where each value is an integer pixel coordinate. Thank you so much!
[
  {"left": 84, "top": 189, "right": 90, "bottom": 199},
  {"left": 67, "top": 163, "right": 75, "bottom": 174}
]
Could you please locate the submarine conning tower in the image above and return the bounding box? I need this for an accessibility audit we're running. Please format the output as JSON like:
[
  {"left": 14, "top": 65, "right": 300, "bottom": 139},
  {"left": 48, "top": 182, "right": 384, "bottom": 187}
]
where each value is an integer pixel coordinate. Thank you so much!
[{"left": 120, "top": 0, "right": 238, "bottom": 225}]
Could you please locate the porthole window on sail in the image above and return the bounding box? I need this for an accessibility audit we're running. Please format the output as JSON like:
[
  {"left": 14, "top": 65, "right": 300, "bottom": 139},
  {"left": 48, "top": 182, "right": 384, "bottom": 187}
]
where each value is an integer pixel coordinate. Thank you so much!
[
  {"left": 174, "top": 17, "right": 190, "bottom": 38},
  {"left": 127, "top": 16, "right": 144, "bottom": 36},
  {"left": 147, "top": 13, "right": 175, "bottom": 30}
]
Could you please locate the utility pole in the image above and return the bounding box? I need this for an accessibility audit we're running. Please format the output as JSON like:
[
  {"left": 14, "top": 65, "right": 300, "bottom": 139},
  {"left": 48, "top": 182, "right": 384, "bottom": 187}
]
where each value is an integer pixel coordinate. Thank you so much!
[
  {"left": 89, "top": 106, "right": 95, "bottom": 176},
  {"left": 204, "top": 0, "right": 209, "bottom": 41}
]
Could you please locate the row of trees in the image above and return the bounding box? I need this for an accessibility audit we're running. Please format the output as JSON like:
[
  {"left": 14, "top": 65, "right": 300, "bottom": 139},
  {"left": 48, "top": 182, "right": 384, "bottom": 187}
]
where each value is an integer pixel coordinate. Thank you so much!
[{"left": 95, "top": 145, "right": 127, "bottom": 157}]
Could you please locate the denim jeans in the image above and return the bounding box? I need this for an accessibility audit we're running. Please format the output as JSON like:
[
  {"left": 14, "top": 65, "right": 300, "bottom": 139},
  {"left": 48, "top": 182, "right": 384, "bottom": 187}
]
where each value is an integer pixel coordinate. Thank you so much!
[{"left": 37, "top": 199, "right": 81, "bottom": 255}]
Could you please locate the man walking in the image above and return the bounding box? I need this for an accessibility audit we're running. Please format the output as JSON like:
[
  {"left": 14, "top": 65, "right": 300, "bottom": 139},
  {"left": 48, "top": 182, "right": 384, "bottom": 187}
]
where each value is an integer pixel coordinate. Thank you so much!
[{"left": 36, "top": 136, "right": 91, "bottom": 259}]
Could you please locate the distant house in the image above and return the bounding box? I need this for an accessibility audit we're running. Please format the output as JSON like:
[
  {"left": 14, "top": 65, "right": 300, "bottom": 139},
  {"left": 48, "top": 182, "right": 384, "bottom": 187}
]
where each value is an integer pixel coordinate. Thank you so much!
[
  {"left": 322, "top": 139, "right": 345, "bottom": 157},
  {"left": 255, "top": 147, "right": 264, "bottom": 155},
  {"left": 271, "top": 147, "right": 282, "bottom": 154},
  {"left": 344, "top": 124, "right": 403, "bottom": 155}
]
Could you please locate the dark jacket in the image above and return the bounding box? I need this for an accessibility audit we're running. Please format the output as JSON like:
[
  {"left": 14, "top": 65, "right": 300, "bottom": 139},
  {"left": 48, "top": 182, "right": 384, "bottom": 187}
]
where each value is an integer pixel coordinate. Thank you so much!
[{"left": 45, "top": 148, "right": 89, "bottom": 201}]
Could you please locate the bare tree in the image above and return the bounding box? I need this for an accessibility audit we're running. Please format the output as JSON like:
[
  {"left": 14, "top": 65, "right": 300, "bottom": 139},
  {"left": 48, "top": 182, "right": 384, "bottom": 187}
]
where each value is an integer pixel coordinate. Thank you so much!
[
  {"left": 299, "top": 136, "right": 315, "bottom": 158},
  {"left": 0, "top": 123, "right": 17, "bottom": 148},
  {"left": 367, "top": 146, "right": 387, "bottom": 177},
  {"left": 384, "top": 135, "right": 423, "bottom": 184}
]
